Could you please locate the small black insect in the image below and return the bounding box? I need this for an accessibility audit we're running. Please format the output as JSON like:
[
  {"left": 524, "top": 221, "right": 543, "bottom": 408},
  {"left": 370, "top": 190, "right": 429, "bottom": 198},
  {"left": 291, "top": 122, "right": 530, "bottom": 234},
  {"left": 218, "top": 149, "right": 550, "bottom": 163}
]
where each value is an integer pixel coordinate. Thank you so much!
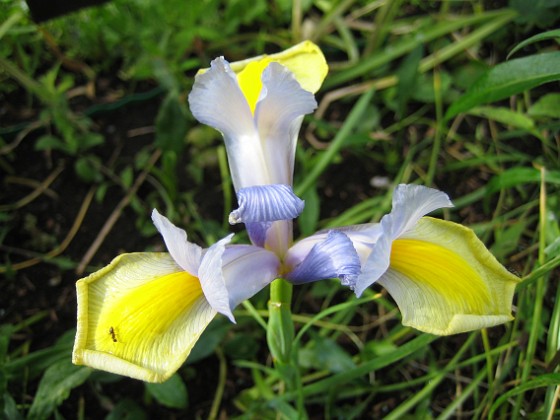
[{"left": 109, "top": 327, "right": 118, "bottom": 343}]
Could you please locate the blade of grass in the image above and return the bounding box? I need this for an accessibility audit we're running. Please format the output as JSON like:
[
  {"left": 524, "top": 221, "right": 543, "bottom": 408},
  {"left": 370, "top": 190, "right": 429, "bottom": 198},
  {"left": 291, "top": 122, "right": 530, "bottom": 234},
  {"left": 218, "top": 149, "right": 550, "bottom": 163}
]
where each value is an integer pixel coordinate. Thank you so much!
[
  {"left": 295, "top": 88, "right": 374, "bottom": 196},
  {"left": 426, "top": 68, "right": 443, "bottom": 187},
  {"left": 324, "top": 9, "right": 516, "bottom": 89},
  {"left": 436, "top": 368, "right": 487, "bottom": 420},
  {"left": 490, "top": 373, "right": 560, "bottom": 419},
  {"left": 513, "top": 166, "right": 548, "bottom": 419},
  {"left": 294, "top": 333, "right": 437, "bottom": 399},
  {"left": 384, "top": 333, "right": 478, "bottom": 419}
]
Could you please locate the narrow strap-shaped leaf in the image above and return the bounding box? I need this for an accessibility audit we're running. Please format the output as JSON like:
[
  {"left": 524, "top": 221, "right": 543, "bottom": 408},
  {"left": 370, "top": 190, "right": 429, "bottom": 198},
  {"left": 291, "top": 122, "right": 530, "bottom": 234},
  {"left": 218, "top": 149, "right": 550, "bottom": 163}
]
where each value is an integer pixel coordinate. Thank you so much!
[{"left": 445, "top": 51, "right": 560, "bottom": 120}]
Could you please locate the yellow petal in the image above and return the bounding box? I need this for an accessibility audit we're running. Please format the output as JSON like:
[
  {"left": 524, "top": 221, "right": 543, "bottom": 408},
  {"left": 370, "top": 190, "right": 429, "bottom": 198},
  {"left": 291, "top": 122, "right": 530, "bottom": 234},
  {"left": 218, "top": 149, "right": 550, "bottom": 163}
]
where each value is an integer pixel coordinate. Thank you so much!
[
  {"left": 378, "top": 217, "right": 520, "bottom": 335},
  {"left": 72, "top": 253, "right": 216, "bottom": 382},
  {"left": 232, "top": 41, "right": 328, "bottom": 94},
  {"left": 199, "top": 41, "right": 328, "bottom": 95}
]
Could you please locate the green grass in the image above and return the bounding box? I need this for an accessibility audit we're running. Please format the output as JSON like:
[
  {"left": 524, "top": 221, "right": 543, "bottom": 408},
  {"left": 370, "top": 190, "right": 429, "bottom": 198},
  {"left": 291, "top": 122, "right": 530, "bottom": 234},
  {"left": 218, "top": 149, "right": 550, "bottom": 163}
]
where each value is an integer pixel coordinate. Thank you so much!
[{"left": 1, "top": 0, "right": 559, "bottom": 418}]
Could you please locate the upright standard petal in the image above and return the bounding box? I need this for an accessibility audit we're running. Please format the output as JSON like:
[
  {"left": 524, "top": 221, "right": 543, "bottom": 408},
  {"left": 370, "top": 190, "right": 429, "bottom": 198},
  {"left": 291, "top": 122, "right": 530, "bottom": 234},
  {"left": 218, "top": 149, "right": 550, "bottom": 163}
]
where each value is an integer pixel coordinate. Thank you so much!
[
  {"left": 188, "top": 57, "right": 255, "bottom": 139},
  {"left": 188, "top": 57, "right": 268, "bottom": 190},
  {"left": 379, "top": 217, "right": 521, "bottom": 335},
  {"left": 189, "top": 43, "right": 327, "bottom": 192},
  {"left": 72, "top": 253, "right": 216, "bottom": 383},
  {"left": 255, "top": 63, "right": 317, "bottom": 185}
]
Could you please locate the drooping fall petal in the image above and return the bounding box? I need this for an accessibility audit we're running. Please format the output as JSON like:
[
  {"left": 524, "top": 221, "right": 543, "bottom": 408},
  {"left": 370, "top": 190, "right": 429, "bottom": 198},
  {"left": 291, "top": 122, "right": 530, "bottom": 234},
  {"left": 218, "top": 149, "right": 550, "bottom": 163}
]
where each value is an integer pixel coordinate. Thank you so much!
[
  {"left": 72, "top": 253, "right": 216, "bottom": 383},
  {"left": 354, "top": 184, "right": 453, "bottom": 296},
  {"left": 287, "top": 230, "right": 361, "bottom": 287},
  {"left": 379, "top": 217, "right": 520, "bottom": 335}
]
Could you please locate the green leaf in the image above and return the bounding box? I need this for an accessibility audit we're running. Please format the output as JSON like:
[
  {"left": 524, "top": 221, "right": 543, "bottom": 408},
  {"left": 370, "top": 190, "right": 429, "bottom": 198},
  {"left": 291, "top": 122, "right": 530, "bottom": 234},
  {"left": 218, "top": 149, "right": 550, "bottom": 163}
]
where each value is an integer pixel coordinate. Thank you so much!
[
  {"left": 155, "top": 92, "right": 188, "bottom": 154},
  {"left": 0, "top": 325, "right": 14, "bottom": 401},
  {"left": 491, "top": 220, "right": 527, "bottom": 259},
  {"left": 120, "top": 165, "right": 134, "bottom": 189},
  {"left": 27, "top": 359, "right": 91, "bottom": 420},
  {"left": 186, "top": 317, "right": 229, "bottom": 364},
  {"left": 298, "top": 187, "right": 319, "bottom": 236},
  {"left": 224, "top": 333, "right": 259, "bottom": 360},
  {"left": 0, "top": 325, "right": 14, "bottom": 364},
  {"left": 285, "top": 334, "right": 437, "bottom": 401},
  {"left": 509, "top": 0, "right": 560, "bottom": 28},
  {"left": 411, "top": 71, "right": 452, "bottom": 104},
  {"left": 396, "top": 45, "right": 423, "bottom": 117},
  {"left": 467, "top": 106, "right": 534, "bottom": 130},
  {"left": 486, "top": 167, "right": 560, "bottom": 195},
  {"left": 299, "top": 336, "right": 356, "bottom": 374},
  {"left": 74, "top": 157, "right": 102, "bottom": 183},
  {"left": 324, "top": 10, "right": 515, "bottom": 89},
  {"left": 79, "top": 132, "right": 104, "bottom": 151},
  {"left": 34, "top": 135, "right": 69, "bottom": 153},
  {"left": 144, "top": 373, "right": 188, "bottom": 409},
  {"left": 106, "top": 399, "right": 147, "bottom": 420},
  {"left": 528, "top": 93, "right": 560, "bottom": 118},
  {"left": 445, "top": 52, "right": 560, "bottom": 120},
  {"left": 6, "top": 330, "right": 76, "bottom": 379},
  {"left": 507, "top": 28, "right": 560, "bottom": 59},
  {"left": 489, "top": 373, "right": 560, "bottom": 419},
  {"left": 0, "top": 11, "right": 23, "bottom": 41},
  {"left": 3, "top": 393, "right": 23, "bottom": 420}
]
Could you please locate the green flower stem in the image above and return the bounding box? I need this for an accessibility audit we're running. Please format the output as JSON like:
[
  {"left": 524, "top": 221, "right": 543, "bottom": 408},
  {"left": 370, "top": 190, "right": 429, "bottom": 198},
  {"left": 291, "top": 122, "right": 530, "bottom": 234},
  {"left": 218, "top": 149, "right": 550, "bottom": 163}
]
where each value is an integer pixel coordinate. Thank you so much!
[
  {"left": 267, "top": 278, "right": 307, "bottom": 416},
  {"left": 267, "top": 278, "right": 295, "bottom": 366}
]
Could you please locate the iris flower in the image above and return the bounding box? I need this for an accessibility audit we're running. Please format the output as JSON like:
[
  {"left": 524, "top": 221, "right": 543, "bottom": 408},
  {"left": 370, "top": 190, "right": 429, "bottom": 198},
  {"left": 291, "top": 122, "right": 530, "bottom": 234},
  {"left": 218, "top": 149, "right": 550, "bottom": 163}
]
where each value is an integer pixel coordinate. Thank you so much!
[
  {"left": 188, "top": 41, "right": 328, "bottom": 256},
  {"left": 72, "top": 210, "right": 279, "bottom": 382},
  {"left": 286, "top": 184, "right": 521, "bottom": 335},
  {"left": 73, "top": 42, "right": 519, "bottom": 383},
  {"left": 72, "top": 42, "right": 328, "bottom": 383}
]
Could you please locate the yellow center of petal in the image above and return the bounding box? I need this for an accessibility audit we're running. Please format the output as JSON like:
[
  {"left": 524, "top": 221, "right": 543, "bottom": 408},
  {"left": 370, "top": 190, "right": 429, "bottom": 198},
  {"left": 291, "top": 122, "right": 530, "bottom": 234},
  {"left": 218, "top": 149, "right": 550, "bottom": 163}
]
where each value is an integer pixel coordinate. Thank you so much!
[
  {"left": 390, "top": 239, "right": 491, "bottom": 313},
  {"left": 237, "top": 59, "right": 272, "bottom": 115},
  {"left": 93, "top": 271, "right": 203, "bottom": 365}
]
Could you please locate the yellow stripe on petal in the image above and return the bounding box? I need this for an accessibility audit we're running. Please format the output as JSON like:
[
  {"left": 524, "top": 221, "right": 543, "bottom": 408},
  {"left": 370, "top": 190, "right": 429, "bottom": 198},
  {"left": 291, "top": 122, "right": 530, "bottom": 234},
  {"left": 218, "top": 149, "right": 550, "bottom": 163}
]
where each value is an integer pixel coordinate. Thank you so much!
[
  {"left": 378, "top": 217, "right": 520, "bottom": 335},
  {"left": 93, "top": 271, "right": 202, "bottom": 360},
  {"left": 73, "top": 253, "right": 216, "bottom": 382},
  {"left": 390, "top": 239, "right": 491, "bottom": 314},
  {"left": 237, "top": 59, "right": 272, "bottom": 115}
]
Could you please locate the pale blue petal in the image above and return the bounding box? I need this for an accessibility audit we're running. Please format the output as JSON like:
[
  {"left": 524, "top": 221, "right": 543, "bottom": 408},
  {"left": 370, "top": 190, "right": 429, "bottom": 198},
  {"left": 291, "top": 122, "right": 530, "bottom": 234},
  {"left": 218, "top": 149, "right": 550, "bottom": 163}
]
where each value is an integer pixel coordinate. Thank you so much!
[
  {"left": 287, "top": 224, "right": 383, "bottom": 268},
  {"left": 353, "top": 221, "right": 393, "bottom": 297},
  {"left": 222, "top": 245, "right": 280, "bottom": 309},
  {"left": 229, "top": 184, "right": 304, "bottom": 224},
  {"left": 245, "top": 221, "right": 271, "bottom": 247},
  {"left": 389, "top": 184, "right": 453, "bottom": 239},
  {"left": 333, "top": 223, "right": 384, "bottom": 266},
  {"left": 352, "top": 184, "right": 454, "bottom": 297},
  {"left": 255, "top": 63, "right": 317, "bottom": 185},
  {"left": 198, "top": 234, "right": 235, "bottom": 323},
  {"left": 188, "top": 58, "right": 269, "bottom": 191},
  {"left": 151, "top": 209, "right": 201, "bottom": 275},
  {"left": 188, "top": 57, "right": 255, "bottom": 140},
  {"left": 287, "top": 230, "right": 360, "bottom": 287}
]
